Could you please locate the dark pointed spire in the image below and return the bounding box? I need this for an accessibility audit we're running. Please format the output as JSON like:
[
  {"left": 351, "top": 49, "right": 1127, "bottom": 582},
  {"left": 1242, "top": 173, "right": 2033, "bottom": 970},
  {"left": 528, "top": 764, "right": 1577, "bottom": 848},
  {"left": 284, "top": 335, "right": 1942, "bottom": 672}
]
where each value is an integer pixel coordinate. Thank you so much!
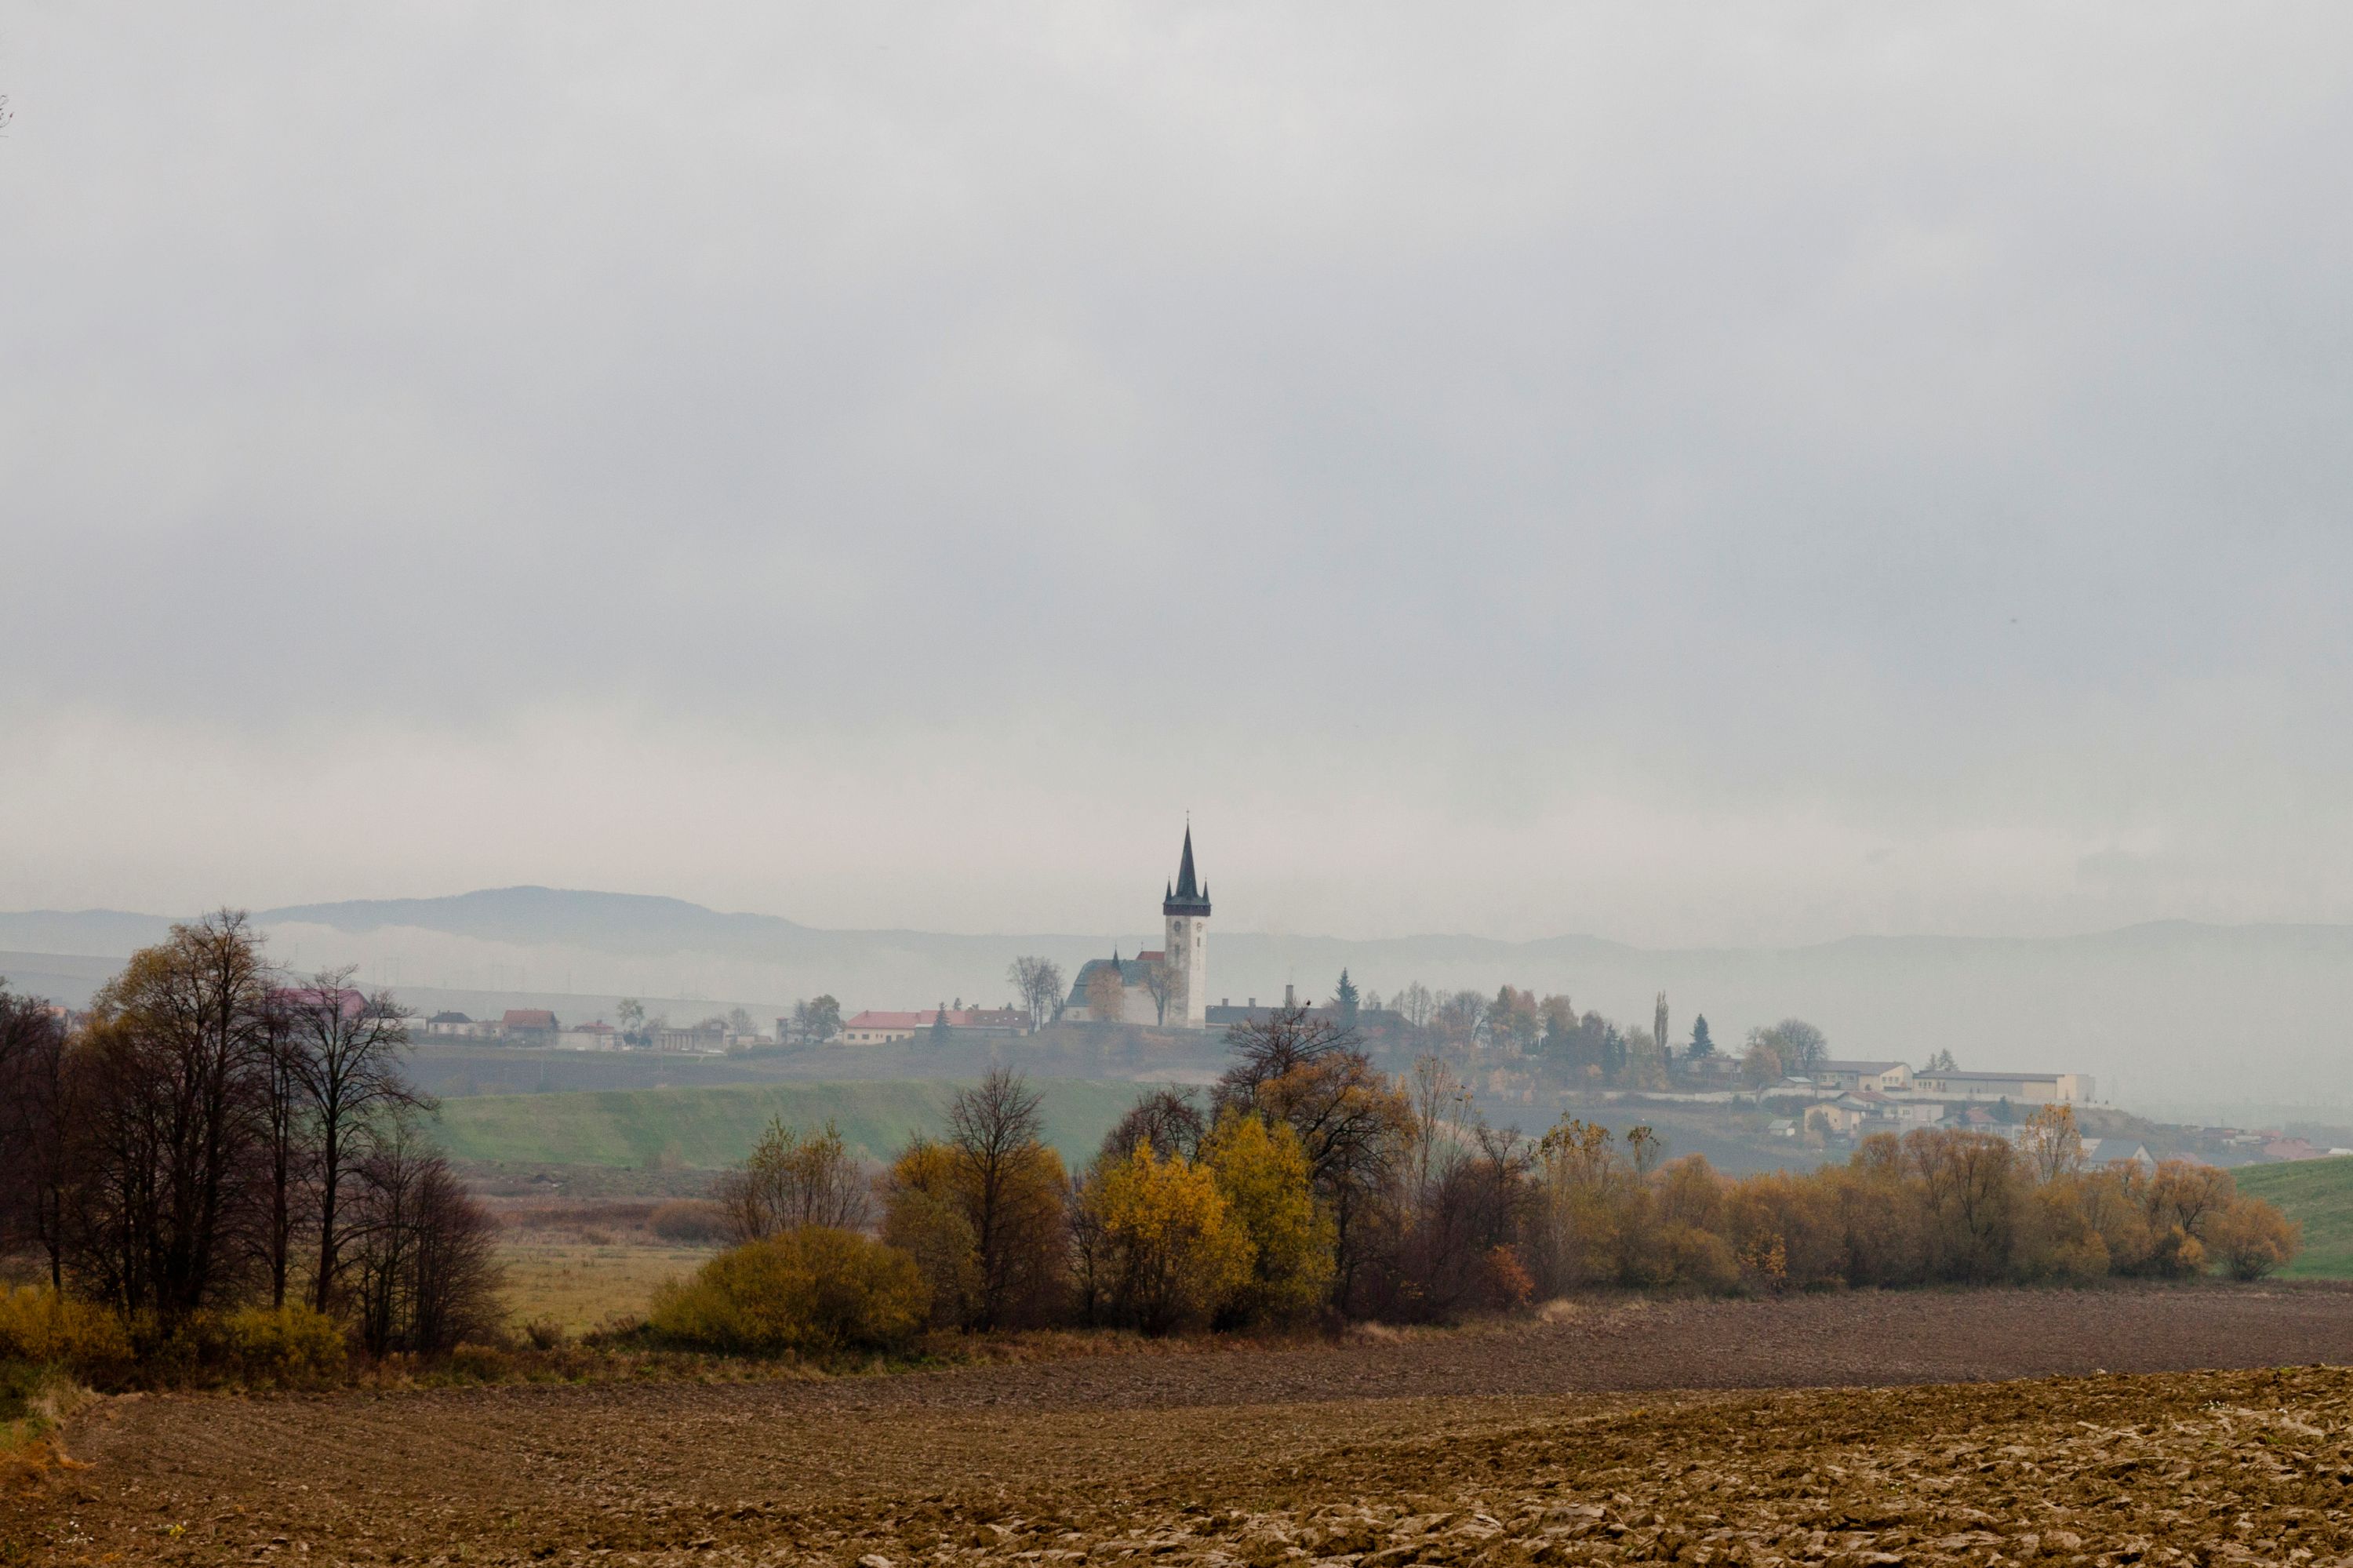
[{"left": 1164, "top": 824, "right": 1211, "bottom": 917}]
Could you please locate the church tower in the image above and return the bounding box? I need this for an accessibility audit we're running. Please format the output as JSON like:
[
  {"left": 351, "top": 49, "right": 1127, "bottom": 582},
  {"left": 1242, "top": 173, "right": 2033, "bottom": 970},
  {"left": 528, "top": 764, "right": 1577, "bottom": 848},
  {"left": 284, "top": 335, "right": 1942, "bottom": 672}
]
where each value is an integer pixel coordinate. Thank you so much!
[{"left": 1162, "top": 824, "right": 1211, "bottom": 1028}]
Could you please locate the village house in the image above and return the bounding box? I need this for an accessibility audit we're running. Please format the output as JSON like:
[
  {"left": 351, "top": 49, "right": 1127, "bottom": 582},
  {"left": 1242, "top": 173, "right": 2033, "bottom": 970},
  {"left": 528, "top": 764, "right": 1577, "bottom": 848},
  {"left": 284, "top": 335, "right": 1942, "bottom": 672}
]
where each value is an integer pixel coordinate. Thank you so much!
[
  {"left": 1911, "top": 1068, "right": 2095, "bottom": 1104},
  {"left": 1814, "top": 1059, "right": 1915, "bottom": 1094},
  {"left": 556, "top": 1020, "right": 620, "bottom": 1050},
  {"left": 837, "top": 1006, "right": 1028, "bottom": 1046},
  {"left": 653, "top": 1023, "right": 726, "bottom": 1053},
  {"left": 499, "top": 1008, "right": 559, "bottom": 1043}
]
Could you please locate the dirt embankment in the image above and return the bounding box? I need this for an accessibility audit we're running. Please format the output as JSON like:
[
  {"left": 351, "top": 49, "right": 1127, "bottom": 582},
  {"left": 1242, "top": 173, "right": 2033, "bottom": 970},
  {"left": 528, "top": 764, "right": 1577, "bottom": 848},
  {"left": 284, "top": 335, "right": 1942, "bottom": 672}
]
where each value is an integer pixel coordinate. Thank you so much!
[{"left": 9, "top": 1282, "right": 2353, "bottom": 1566}]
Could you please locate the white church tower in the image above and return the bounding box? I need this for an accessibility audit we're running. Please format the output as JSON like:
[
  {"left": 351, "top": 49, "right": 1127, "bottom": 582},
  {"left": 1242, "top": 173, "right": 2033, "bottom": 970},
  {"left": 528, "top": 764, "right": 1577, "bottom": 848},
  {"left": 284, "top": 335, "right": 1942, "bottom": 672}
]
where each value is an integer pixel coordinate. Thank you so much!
[{"left": 1162, "top": 824, "right": 1211, "bottom": 1028}]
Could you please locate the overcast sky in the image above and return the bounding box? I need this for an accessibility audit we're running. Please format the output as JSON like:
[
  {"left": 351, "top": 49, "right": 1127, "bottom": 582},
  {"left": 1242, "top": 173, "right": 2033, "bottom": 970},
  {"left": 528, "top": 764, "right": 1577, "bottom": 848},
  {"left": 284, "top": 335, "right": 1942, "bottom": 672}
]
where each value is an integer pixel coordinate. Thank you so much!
[{"left": 4, "top": 4, "right": 2351, "bottom": 944}]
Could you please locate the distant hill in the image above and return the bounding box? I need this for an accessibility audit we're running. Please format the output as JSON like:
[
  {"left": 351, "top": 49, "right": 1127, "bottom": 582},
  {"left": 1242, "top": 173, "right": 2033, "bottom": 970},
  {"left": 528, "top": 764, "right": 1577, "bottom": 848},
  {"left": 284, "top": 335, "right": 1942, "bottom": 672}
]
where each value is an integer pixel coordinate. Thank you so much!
[
  {"left": 9, "top": 886, "right": 2353, "bottom": 1113},
  {"left": 261, "top": 886, "right": 817, "bottom": 951},
  {"left": 2235, "top": 1160, "right": 2353, "bottom": 1279}
]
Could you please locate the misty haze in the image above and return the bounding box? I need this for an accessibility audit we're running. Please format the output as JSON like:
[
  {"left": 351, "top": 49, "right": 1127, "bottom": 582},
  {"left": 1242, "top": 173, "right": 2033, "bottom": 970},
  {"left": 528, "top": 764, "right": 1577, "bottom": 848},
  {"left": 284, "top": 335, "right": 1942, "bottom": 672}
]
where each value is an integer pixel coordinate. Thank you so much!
[{"left": 6, "top": 8, "right": 2353, "bottom": 1565}]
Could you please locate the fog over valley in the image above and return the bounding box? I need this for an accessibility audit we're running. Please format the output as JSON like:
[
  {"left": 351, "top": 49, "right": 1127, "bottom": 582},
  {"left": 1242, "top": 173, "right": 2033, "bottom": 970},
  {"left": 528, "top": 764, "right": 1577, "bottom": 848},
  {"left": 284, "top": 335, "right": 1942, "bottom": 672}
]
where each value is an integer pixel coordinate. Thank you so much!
[{"left": 2, "top": 885, "right": 2346, "bottom": 1120}]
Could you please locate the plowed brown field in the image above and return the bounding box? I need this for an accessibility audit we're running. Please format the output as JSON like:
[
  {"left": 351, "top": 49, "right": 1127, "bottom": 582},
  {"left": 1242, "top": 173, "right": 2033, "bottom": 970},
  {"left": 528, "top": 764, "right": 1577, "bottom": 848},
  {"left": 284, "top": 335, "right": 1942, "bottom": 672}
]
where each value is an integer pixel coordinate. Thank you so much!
[{"left": 10, "top": 1282, "right": 2353, "bottom": 1566}]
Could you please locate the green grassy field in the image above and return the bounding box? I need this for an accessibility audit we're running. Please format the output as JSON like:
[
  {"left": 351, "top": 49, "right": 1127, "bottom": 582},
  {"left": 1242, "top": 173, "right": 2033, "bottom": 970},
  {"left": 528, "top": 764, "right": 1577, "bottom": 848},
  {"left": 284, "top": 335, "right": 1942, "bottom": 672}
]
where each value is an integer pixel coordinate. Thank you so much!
[
  {"left": 2235, "top": 1159, "right": 2353, "bottom": 1279},
  {"left": 429, "top": 1076, "right": 1158, "bottom": 1170}
]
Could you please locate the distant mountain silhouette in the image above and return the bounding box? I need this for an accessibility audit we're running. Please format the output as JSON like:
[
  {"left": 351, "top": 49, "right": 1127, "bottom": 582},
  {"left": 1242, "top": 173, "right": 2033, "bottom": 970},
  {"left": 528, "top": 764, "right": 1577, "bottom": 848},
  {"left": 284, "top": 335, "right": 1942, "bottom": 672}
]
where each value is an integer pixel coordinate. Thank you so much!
[
  {"left": 6, "top": 887, "right": 2353, "bottom": 1114},
  {"left": 260, "top": 886, "right": 816, "bottom": 951}
]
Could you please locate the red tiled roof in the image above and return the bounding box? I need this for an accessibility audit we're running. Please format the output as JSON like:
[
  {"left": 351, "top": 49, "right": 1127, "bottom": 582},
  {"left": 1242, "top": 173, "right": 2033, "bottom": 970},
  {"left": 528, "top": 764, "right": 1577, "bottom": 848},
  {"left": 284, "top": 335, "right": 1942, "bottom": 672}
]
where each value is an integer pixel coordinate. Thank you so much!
[
  {"left": 503, "top": 1009, "right": 558, "bottom": 1029},
  {"left": 844, "top": 1009, "right": 1024, "bottom": 1031}
]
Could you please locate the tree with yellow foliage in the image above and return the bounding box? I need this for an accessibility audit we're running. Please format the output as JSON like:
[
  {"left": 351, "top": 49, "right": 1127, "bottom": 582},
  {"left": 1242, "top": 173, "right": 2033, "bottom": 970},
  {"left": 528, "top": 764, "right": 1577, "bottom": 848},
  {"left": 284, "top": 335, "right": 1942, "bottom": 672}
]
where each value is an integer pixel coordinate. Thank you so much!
[
  {"left": 878, "top": 1139, "right": 984, "bottom": 1329},
  {"left": 1083, "top": 1141, "right": 1251, "bottom": 1333},
  {"left": 1213, "top": 1005, "right": 1413, "bottom": 1305},
  {"left": 1202, "top": 1111, "right": 1334, "bottom": 1325}
]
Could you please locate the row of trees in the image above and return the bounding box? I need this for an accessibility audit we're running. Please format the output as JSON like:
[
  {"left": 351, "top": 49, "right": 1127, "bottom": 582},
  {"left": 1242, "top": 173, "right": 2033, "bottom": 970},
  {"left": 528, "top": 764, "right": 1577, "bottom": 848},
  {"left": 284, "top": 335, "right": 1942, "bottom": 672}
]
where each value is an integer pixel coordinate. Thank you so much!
[
  {"left": 660, "top": 1007, "right": 2296, "bottom": 1354},
  {"left": 609, "top": 997, "right": 843, "bottom": 1050},
  {"left": 995, "top": 960, "right": 1828, "bottom": 1074},
  {"left": 1380, "top": 980, "right": 1835, "bottom": 1077},
  {"left": 0, "top": 915, "right": 499, "bottom": 1359}
]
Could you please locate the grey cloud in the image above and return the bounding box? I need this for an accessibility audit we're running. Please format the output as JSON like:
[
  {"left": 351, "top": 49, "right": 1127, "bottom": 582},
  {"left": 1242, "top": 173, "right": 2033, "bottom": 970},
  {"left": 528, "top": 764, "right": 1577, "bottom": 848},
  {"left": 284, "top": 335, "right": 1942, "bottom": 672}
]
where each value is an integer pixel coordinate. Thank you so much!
[{"left": 5, "top": 4, "right": 2353, "bottom": 938}]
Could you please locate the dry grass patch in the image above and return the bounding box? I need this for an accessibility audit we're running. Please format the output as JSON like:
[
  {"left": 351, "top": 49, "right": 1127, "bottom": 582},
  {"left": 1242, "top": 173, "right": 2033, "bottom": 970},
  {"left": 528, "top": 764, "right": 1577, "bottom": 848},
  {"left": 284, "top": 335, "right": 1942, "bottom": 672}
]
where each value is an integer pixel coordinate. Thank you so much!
[
  {"left": 496, "top": 1239, "right": 714, "bottom": 1337},
  {"left": 0, "top": 1364, "right": 93, "bottom": 1489}
]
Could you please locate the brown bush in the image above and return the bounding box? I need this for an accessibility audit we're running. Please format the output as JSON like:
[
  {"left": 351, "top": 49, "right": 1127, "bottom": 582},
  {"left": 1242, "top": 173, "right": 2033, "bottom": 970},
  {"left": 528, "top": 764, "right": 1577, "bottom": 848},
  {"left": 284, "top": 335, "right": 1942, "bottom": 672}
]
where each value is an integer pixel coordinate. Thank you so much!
[
  {"left": 2208, "top": 1197, "right": 2297, "bottom": 1280},
  {"left": 649, "top": 1199, "right": 731, "bottom": 1244}
]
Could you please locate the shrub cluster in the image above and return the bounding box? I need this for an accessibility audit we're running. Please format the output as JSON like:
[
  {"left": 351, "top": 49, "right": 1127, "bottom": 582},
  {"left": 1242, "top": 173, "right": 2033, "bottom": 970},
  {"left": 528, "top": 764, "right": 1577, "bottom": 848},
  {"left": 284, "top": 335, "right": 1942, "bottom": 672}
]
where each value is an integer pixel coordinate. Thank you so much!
[
  {"left": 648, "top": 1228, "right": 927, "bottom": 1356},
  {"left": 667, "top": 1013, "right": 2300, "bottom": 1356},
  {"left": 0, "top": 1286, "right": 347, "bottom": 1390},
  {"left": 648, "top": 1199, "right": 732, "bottom": 1244},
  {"left": 1501, "top": 1122, "right": 2298, "bottom": 1304}
]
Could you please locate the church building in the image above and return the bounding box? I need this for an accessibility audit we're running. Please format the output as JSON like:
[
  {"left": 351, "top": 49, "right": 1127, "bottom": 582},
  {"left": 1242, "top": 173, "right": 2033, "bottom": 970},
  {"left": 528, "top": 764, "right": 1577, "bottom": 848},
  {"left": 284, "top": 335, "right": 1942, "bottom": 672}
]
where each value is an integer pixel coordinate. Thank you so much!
[{"left": 1065, "top": 826, "right": 1211, "bottom": 1028}]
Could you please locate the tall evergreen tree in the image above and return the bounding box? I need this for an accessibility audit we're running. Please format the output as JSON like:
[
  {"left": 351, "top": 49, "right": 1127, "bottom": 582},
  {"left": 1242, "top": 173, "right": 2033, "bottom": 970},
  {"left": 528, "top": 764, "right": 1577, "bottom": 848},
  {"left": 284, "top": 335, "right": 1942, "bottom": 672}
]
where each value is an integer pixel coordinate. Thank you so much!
[
  {"left": 1689, "top": 1013, "right": 1715, "bottom": 1058},
  {"left": 1333, "top": 970, "right": 1360, "bottom": 1030}
]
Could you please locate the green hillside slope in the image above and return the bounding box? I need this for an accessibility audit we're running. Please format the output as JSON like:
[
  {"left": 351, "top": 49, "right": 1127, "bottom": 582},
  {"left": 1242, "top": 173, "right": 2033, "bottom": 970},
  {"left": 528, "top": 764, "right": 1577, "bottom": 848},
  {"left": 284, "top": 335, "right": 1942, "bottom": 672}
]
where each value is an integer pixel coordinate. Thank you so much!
[
  {"left": 428, "top": 1077, "right": 1155, "bottom": 1170},
  {"left": 2235, "top": 1159, "right": 2353, "bottom": 1279}
]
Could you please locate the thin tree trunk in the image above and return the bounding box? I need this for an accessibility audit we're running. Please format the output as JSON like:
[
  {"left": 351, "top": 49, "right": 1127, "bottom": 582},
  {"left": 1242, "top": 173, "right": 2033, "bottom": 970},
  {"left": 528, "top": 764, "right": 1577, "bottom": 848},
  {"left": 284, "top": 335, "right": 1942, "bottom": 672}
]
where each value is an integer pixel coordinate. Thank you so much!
[{"left": 314, "top": 1129, "right": 340, "bottom": 1315}]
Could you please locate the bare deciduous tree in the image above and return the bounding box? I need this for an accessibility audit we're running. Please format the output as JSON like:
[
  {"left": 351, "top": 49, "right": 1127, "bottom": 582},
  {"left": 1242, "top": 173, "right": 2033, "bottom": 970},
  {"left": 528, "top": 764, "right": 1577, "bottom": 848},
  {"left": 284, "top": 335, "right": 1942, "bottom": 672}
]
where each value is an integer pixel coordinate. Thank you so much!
[
  {"left": 256, "top": 995, "right": 311, "bottom": 1308},
  {"left": 1432, "top": 988, "right": 1486, "bottom": 1046},
  {"left": 1006, "top": 957, "right": 1064, "bottom": 1032},
  {"left": 1751, "top": 1018, "right": 1828, "bottom": 1075},
  {"left": 0, "top": 982, "right": 73, "bottom": 1290},
  {"left": 1406, "top": 1053, "right": 1475, "bottom": 1208},
  {"left": 1096, "top": 1086, "right": 1206, "bottom": 1165},
  {"left": 1220, "top": 1003, "right": 1355, "bottom": 1084},
  {"left": 947, "top": 1068, "right": 1064, "bottom": 1330},
  {"left": 348, "top": 1117, "right": 503, "bottom": 1355},
  {"left": 713, "top": 1116, "right": 869, "bottom": 1240},
  {"left": 1140, "top": 957, "right": 1176, "bottom": 1026},
  {"left": 278, "top": 969, "right": 427, "bottom": 1314}
]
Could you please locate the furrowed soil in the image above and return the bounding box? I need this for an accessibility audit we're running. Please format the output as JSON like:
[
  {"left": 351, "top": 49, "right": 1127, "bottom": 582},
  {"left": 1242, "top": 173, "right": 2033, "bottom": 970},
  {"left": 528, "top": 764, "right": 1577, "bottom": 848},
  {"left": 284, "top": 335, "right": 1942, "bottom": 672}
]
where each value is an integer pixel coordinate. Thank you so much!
[{"left": 13, "top": 1282, "right": 2353, "bottom": 1566}]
